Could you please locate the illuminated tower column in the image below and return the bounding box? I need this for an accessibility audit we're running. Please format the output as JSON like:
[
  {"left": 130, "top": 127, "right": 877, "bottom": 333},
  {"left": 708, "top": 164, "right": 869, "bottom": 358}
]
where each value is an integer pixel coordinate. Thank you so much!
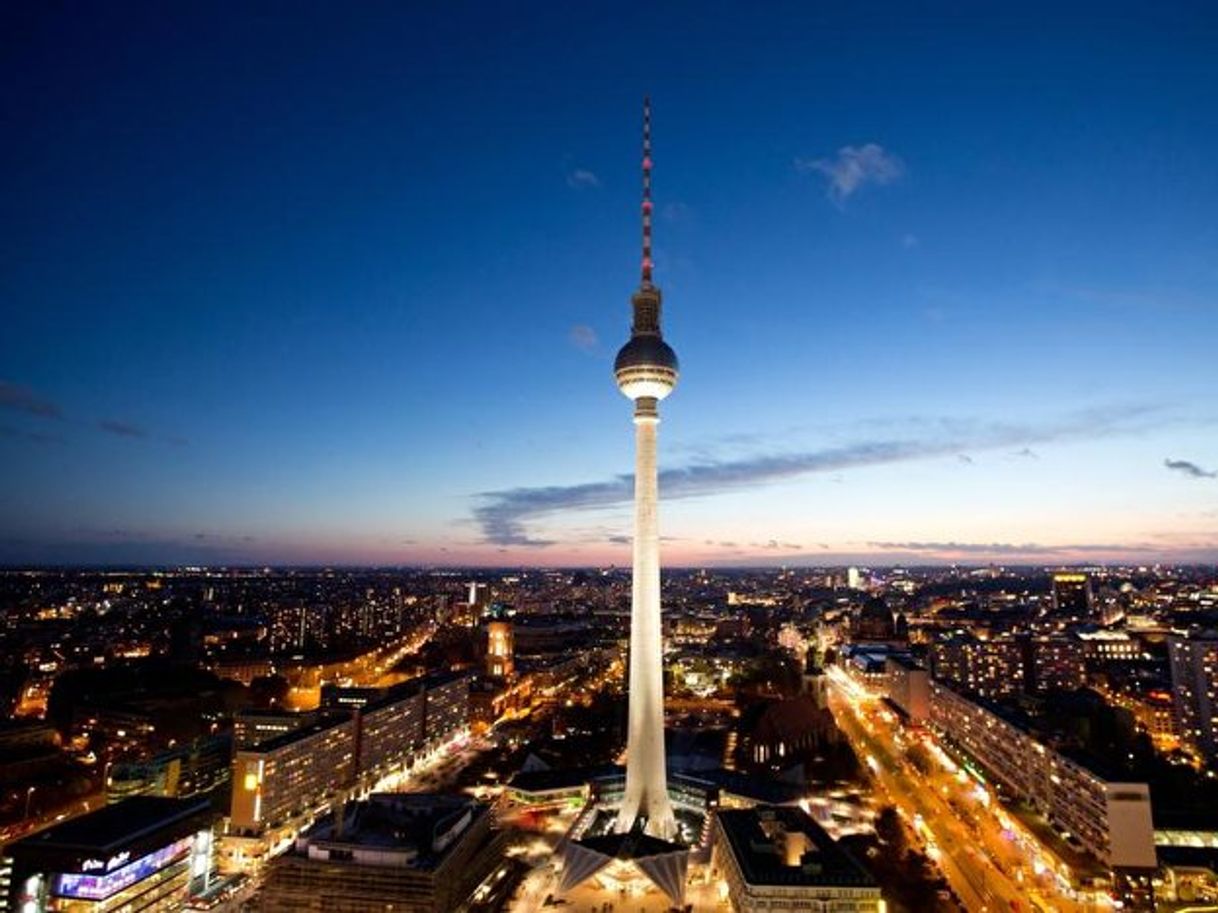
[{"left": 615, "top": 99, "right": 678, "bottom": 840}]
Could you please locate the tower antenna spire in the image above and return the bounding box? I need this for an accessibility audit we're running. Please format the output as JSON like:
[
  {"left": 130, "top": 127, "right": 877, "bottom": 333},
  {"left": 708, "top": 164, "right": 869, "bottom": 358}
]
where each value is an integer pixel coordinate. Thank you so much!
[{"left": 641, "top": 96, "right": 653, "bottom": 288}]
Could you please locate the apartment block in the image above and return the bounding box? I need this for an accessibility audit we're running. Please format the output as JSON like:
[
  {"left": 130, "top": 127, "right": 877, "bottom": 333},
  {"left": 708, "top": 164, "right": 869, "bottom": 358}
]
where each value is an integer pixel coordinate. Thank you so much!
[{"left": 928, "top": 681, "right": 1156, "bottom": 871}]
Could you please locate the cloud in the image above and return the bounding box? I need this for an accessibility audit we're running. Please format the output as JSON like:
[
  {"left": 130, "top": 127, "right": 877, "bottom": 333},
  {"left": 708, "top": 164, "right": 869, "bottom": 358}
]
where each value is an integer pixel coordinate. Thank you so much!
[
  {"left": 867, "top": 540, "right": 1138, "bottom": 556},
  {"left": 796, "top": 143, "right": 904, "bottom": 204},
  {"left": 566, "top": 169, "right": 601, "bottom": 189},
  {"left": 0, "top": 425, "right": 62, "bottom": 444},
  {"left": 755, "top": 540, "right": 802, "bottom": 550},
  {"left": 473, "top": 404, "right": 1162, "bottom": 546},
  {"left": 569, "top": 324, "right": 599, "bottom": 353},
  {"left": 98, "top": 419, "right": 147, "bottom": 438},
  {"left": 1015, "top": 448, "right": 1039, "bottom": 459},
  {"left": 957, "top": 454, "right": 974, "bottom": 465},
  {"left": 1165, "top": 458, "right": 1216, "bottom": 479},
  {"left": 0, "top": 381, "right": 62, "bottom": 419}
]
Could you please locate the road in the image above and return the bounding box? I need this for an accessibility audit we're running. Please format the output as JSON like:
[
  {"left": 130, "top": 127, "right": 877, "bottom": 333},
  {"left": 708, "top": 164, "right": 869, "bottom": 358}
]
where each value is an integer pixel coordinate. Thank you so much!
[{"left": 825, "top": 668, "right": 1110, "bottom": 913}]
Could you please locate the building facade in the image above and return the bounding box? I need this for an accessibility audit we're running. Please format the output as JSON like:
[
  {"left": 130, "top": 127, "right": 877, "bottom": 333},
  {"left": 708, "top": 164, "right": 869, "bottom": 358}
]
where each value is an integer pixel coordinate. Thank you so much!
[
  {"left": 1051, "top": 572, "right": 1093, "bottom": 620},
  {"left": 486, "top": 620, "right": 514, "bottom": 678},
  {"left": 6, "top": 797, "right": 215, "bottom": 913},
  {"left": 1029, "top": 635, "right": 1087, "bottom": 693},
  {"left": 712, "top": 806, "right": 883, "bottom": 913},
  {"left": 1168, "top": 630, "right": 1218, "bottom": 765},
  {"left": 257, "top": 794, "right": 505, "bottom": 913},
  {"left": 928, "top": 681, "right": 1156, "bottom": 871},
  {"left": 885, "top": 654, "right": 929, "bottom": 721},
  {"left": 355, "top": 680, "right": 426, "bottom": 779},
  {"left": 422, "top": 670, "right": 471, "bottom": 749},
  {"left": 233, "top": 708, "right": 316, "bottom": 749},
  {"left": 230, "top": 713, "right": 358, "bottom": 835},
  {"left": 929, "top": 633, "right": 1025, "bottom": 698}
]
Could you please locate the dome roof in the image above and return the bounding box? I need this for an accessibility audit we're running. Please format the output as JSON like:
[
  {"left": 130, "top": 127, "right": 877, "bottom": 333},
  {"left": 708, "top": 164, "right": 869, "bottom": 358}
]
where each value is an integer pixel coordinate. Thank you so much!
[
  {"left": 614, "top": 334, "right": 679, "bottom": 375},
  {"left": 859, "top": 596, "right": 892, "bottom": 622}
]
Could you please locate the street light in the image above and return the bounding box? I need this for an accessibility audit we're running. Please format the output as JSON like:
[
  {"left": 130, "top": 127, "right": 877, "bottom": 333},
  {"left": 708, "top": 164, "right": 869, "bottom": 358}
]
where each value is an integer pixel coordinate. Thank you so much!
[{"left": 24, "top": 785, "right": 36, "bottom": 820}]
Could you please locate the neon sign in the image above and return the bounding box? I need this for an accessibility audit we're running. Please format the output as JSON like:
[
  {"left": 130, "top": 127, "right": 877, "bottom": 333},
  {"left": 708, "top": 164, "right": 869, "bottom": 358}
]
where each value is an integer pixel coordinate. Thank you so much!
[
  {"left": 55, "top": 837, "right": 192, "bottom": 900},
  {"left": 80, "top": 851, "right": 130, "bottom": 873}
]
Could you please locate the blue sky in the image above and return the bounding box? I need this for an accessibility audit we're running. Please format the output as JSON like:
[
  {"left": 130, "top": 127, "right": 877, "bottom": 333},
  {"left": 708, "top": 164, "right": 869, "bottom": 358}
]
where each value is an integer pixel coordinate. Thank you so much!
[{"left": 2, "top": 2, "right": 1216, "bottom": 566}]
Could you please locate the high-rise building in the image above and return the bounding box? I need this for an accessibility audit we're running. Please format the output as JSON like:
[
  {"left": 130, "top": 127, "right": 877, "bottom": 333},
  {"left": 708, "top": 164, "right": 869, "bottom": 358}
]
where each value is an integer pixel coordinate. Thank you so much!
[
  {"left": 422, "top": 670, "right": 471, "bottom": 749},
  {"left": 1051, "top": 572, "right": 1093, "bottom": 619},
  {"left": 928, "top": 681, "right": 1157, "bottom": 877},
  {"left": 929, "top": 632, "right": 1025, "bottom": 698},
  {"left": 613, "top": 97, "right": 679, "bottom": 841},
  {"left": 356, "top": 680, "right": 425, "bottom": 780},
  {"left": 230, "top": 713, "right": 358, "bottom": 836},
  {"left": 233, "top": 708, "right": 317, "bottom": 749},
  {"left": 1028, "top": 635, "right": 1087, "bottom": 693},
  {"left": 846, "top": 567, "right": 863, "bottom": 591},
  {"left": 1168, "top": 630, "right": 1218, "bottom": 765},
  {"left": 885, "top": 654, "right": 930, "bottom": 721}
]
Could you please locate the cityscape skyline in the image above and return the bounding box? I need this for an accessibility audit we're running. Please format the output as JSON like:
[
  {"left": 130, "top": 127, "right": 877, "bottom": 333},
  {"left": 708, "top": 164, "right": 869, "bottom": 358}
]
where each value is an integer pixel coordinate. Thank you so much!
[
  {"left": 5, "top": 8, "right": 1218, "bottom": 912},
  {"left": 3, "top": 2, "right": 1218, "bottom": 568}
]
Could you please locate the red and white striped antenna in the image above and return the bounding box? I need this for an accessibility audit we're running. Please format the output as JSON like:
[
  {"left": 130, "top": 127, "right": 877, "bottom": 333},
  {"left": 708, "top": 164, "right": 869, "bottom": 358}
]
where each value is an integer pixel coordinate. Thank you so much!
[{"left": 641, "top": 96, "right": 654, "bottom": 288}]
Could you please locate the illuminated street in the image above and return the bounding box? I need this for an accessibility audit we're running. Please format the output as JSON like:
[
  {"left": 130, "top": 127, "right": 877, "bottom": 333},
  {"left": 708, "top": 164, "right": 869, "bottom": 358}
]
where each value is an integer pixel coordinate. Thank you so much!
[{"left": 825, "top": 667, "right": 1111, "bottom": 913}]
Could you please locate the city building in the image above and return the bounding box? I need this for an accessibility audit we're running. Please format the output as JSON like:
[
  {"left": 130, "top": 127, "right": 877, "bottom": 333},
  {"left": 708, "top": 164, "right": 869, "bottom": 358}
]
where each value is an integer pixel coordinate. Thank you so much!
[
  {"left": 257, "top": 793, "right": 506, "bottom": 913},
  {"left": 928, "top": 681, "right": 1156, "bottom": 873},
  {"left": 1168, "top": 629, "right": 1218, "bottom": 765},
  {"left": 422, "top": 670, "right": 471, "bottom": 749},
  {"left": 230, "top": 712, "right": 358, "bottom": 836},
  {"left": 233, "top": 708, "right": 316, "bottom": 749},
  {"left": 1028, "top": 635, "right": 1087, "bottom": 693},
  {"left": 107, "top": 734, "right": 231, "bottom": 803},
  {"left": 885, "top": 654, "right": 929, "bottom": 721},
  {"left": 712, "top": 805, "right": 883, "bottom": 913},
  {"left": 929, "top": 633, "right": 1025, "bottom": 698},
  {"left": 838, "top": 644, "right": 891, "bottom": 690},
  {"left": 319, "top": 685, "right": 383, "bottom": 710},
  {"left": 486, "top": 619, "right": 514, "bottom": 678},
  {"left": 1075, "top": 628, "right": 1144, "bottom": 664},
  {"left": 224, "top": 672, "right": 471, "bottom": 873},
  {"left": 852, "top": 596, "right": 896, "bottom": 643},
  {"left": 1051, "top": 572, "right": 1093, "bottom": 620},
  {"left": 354, "top": 678, "right": 425, "bottom": 779},
  {"left": 5, "top": 796, "right": 215, "bottom": 913}
]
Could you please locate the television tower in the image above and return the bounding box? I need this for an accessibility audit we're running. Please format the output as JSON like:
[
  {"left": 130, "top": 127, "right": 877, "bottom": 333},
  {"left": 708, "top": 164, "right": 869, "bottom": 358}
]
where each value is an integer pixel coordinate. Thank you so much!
[{"left": 614, "top": 97, "right": 678, "bottom": 839}]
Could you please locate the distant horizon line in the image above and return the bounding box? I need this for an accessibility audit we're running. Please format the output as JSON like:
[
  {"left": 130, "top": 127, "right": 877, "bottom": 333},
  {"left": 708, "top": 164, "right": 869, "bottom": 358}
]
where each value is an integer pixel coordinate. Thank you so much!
[{"left": 1, "top": 562, "right": 1212, "bottom": 573}]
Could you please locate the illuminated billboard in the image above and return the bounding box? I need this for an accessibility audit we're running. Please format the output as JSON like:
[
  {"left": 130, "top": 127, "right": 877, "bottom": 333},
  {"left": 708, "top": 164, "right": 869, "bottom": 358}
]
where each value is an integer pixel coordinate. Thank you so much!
[{"left": 54, "top": 837, "right": 192, "bottom": 900}]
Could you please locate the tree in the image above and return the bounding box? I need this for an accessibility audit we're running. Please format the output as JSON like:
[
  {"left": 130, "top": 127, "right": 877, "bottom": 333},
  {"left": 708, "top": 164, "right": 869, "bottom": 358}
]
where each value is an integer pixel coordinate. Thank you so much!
[{"left": 874, "top": 805, "right": 906, "bottom": 855}]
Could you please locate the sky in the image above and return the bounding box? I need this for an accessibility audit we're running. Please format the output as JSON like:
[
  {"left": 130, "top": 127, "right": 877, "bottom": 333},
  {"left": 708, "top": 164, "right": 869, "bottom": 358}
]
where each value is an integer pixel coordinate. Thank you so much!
[{"left": 1, "top": 1, "right": 1216, "bottom": 568}]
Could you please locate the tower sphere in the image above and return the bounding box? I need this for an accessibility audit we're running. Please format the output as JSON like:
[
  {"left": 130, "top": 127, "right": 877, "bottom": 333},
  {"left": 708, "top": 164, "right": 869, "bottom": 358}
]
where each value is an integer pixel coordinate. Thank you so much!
[{"left": 614, "top": 334, "right": 679, "bottom": 401}]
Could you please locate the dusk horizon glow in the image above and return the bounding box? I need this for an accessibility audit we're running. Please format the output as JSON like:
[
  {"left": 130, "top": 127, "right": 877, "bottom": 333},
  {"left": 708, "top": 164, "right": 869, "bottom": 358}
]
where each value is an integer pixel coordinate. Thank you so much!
[{"left": 3, "top": 2, "right": 1216, "bottom": 568}]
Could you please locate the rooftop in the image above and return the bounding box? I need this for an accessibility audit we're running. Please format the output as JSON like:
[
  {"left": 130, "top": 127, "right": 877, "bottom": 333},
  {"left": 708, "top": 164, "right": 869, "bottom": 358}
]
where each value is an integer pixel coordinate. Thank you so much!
[
  {"left": 294, "top": 793, "right": 485, "bottom": 869},
  {"left": 239, "top": 711, "right": 352, "bottom": 754},
  {"left": 717, "top": 805, "right": 877, "bottom": 889},
  {"left": 10, "top": 797, "right": 211, "bottom": 855}
]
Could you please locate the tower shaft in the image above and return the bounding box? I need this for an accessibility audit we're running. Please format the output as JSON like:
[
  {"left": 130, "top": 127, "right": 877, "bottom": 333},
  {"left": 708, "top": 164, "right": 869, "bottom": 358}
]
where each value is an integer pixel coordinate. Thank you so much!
[{"left": 616, "top": 397, "right": 676, "bottom": 838}]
